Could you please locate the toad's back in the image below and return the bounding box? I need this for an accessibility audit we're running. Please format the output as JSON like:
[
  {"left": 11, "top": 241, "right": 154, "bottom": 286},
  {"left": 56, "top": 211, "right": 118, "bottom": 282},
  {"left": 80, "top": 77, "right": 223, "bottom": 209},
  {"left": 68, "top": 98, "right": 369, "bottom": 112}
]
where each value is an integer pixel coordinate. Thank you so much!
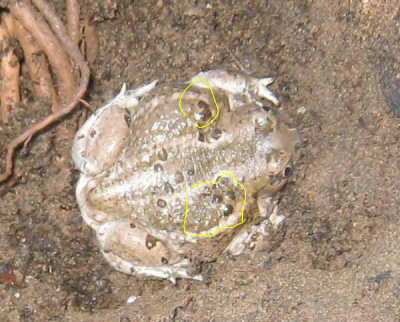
[{"left": 86, "top": 88, "right": 261, "bottom": 232}]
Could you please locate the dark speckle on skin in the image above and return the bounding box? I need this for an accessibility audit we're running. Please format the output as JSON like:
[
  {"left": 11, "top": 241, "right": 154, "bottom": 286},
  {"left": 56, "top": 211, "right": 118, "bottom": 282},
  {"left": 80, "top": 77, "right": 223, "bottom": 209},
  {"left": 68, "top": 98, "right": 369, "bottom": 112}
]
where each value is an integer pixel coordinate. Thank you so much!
[
  {"left": 227, "top": 190, "right": 236, "bottom": 200},
  {"left": 157, "top": 148, "right": 168, "bottom": 161},
  {"left": 154, "top": 163, "right": 163, "bottom": 172},
  {"left": 222, "top": 204, "right": 234, "bottom": 216},
  {"left": 284, "top": 166, "right": 293, "bottom": 177},
  {"left": 187, "top": 167, "right": 195, "bottom": 176},
  {"left": 164, "top": 182, "right": 174, "bottom": 194},
  {"left": 157, "top": 198, "right": 167, "bottom": 208},
  {"left": 124, "top": 112, "right": 131, "bottom": 126},
  {"left": 211, "top": 128, "right": 222, "bottom": 140},
  {"left": 145, "top": 235, "right": 158, "bottom": 249},
  {"left": 212, "top": 194, "right": 223, "bottom": 204},
  {"left": 198, "top": 132, "right": 205, "bottom": 142},
  {"left": 89, "top": 129, "right": 97, "bottom": 138}
]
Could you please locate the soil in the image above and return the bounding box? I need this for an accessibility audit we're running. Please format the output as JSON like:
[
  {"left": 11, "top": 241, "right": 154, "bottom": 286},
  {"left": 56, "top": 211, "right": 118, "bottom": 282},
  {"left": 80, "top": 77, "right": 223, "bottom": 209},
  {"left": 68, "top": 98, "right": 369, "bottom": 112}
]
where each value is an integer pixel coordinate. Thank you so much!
[{"left": 1, "top": 0, "right": 400, "bottom": 321}]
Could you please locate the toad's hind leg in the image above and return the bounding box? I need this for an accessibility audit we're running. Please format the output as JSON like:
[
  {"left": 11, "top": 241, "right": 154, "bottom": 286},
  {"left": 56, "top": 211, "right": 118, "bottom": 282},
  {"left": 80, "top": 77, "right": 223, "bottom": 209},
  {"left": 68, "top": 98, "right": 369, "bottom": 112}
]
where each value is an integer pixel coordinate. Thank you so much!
[
  {"left": 72, "top": 81, "right": 157, "bottom": 176},
  {"left": 97, "top": 220, "right": 203, "bottom": 283}
]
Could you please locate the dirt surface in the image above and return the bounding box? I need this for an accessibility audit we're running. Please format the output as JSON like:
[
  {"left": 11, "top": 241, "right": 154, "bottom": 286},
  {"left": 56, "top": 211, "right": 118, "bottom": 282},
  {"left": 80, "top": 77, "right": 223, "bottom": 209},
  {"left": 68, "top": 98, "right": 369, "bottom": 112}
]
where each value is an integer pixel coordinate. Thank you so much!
[{"left": 1, "top": 0, "right": 400, "bottom": 321}]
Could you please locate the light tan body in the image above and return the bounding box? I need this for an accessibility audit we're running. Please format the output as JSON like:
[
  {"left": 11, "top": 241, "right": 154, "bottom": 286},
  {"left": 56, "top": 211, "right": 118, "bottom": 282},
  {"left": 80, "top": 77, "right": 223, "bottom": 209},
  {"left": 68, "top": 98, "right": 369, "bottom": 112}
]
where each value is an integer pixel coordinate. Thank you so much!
[{"left": 72, "top": 70, "right": 297, "bottom": 282}]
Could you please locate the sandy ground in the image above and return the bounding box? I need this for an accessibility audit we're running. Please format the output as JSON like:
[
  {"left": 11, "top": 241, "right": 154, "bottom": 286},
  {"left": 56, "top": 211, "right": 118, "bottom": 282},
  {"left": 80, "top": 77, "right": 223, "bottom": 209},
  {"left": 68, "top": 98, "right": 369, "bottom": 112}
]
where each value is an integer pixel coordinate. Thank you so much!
[{"left": 1, "top": 0, "right": 400, "bottom": 321}]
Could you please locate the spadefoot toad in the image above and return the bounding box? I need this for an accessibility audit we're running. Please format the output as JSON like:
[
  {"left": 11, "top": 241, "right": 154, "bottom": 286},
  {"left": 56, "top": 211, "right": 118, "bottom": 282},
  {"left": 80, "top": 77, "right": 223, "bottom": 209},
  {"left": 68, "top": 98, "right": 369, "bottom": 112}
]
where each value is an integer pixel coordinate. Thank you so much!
[{"left": 72, "top": 70, "right": 297, "bottom": 282}]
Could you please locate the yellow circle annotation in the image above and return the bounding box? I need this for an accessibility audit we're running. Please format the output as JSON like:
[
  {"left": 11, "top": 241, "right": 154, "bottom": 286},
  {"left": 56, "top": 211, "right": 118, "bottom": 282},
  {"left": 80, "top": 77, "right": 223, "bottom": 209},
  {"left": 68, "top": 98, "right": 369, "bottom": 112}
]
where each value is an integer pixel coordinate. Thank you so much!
[
  {"left": 183, "top": 170, "right": 247, "bottom": 238},
  {"left": 179, "top": 76, "right": 221, "bottom": 129}
]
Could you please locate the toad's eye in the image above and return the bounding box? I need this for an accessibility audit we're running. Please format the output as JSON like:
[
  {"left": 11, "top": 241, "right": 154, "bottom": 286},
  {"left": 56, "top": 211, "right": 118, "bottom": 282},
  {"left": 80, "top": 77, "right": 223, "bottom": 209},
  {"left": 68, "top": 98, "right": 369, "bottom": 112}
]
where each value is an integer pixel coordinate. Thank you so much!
[
  {"left": 196, "top": 101, "right": 212, "bottom": 121},
  {"left": 194, "top": 111, "right": 211, "bottom": 122},
  {"left": 211, "top": 128, "right": 222, "bottom": 140}
]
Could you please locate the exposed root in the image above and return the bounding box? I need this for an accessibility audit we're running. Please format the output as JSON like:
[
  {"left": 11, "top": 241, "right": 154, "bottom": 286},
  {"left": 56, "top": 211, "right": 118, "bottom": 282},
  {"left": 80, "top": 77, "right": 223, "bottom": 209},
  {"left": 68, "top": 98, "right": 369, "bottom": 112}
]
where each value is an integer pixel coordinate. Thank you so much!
[
  {"left": 2, "top": 13, "right": 16, "bottom": 35},
  {"left": 0, "top": 0, "right": 90, "bottom": 183},
  {"left": 10, "top": 0, "right": 76, "bottom": 105},
  {"left": 66, "top": 0, "right": 80, "bottom": 45},
  {"left": 34, "top": 0, "right": 84, "bottom": 138},
  {"left": 31, "top": 0, "right": 85, "bottom": 68},
  {"left": 0, "top": 48, "right": 20, "bottom": 123},
  {"left": 83, "top": 16, "right": 98, "bottom": 67},
  {"left": 0, "top": 21, "right": 20, "bottom": 124},
  {"left": 79, "top": 98, "right": 94, "bottom": 112},
  {"left": 11, "top": 16, "right": 58, "bottom": 105}
]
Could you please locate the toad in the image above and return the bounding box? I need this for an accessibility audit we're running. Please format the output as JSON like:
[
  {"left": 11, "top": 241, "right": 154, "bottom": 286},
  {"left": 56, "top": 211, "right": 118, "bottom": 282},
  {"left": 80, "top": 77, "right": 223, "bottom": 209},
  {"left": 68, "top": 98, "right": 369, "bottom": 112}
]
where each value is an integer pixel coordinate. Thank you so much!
[{"left": 72, "top": 70, "right": 297, "bottom": 282}]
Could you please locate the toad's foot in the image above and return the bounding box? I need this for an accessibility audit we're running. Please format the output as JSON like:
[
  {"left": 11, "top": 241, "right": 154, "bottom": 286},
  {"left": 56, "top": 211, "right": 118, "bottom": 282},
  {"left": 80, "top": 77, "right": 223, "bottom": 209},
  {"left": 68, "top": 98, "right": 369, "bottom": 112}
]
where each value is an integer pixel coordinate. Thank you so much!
[
  {"left": 191, "top": 70, "right": 279, "bottom": 107},
  {"left": 224, "top": 197, "right": 285, "bottom": 256},
  {"left": 255, "top": 77, "right": 279, "bottom": 106}
]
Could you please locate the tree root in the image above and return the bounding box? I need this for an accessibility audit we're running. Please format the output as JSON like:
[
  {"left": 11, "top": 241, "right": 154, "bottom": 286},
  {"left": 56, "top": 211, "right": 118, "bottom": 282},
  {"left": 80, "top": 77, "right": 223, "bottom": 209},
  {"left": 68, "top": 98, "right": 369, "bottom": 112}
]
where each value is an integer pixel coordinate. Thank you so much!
[
  {"left": 10, "top": 0, "right": 76, "bottom": 104},
  {"left": 82, "top": 16, "right": 98, "bottom": 67},
  {"left": 66, "top": 0, "right": 80, "bottom": 45},
  {"left": 0, "top": 20, "right": 20, "bottom": 124},
  {"left": 0, "top": 0, "right": 90, "bottom": 183},
  {"left": 11, "top": 16, "right": 58, "bottom": 105}
]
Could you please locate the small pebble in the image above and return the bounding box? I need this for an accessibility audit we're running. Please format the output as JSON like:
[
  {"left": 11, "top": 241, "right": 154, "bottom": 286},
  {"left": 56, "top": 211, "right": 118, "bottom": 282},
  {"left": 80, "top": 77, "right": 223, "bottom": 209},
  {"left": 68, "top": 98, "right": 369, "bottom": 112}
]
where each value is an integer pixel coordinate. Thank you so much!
[
  {"left": 126, "top": 295, "right": 138, "bottom": 304},
  {"left": 297, "top": 106, "right": 306, "bottom": 114}
]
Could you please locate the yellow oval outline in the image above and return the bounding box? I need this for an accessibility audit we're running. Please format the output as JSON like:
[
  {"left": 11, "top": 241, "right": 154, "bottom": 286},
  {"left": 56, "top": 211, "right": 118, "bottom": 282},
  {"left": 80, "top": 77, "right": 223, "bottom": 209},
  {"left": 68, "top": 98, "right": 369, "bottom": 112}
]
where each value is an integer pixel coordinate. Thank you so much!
[
  {"left": 179, "top": 76, "right": 221, "bottom": 129},
  {"left": 183, "top": 170, "right": 247, "bottom": 238}
]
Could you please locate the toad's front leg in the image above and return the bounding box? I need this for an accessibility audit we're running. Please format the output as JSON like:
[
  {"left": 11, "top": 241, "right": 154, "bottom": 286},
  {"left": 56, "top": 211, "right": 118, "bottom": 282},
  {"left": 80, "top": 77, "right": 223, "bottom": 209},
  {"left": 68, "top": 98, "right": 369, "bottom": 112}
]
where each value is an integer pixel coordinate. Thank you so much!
[{"left": 224, "top": 192, "right": 285, "bottom": 256}]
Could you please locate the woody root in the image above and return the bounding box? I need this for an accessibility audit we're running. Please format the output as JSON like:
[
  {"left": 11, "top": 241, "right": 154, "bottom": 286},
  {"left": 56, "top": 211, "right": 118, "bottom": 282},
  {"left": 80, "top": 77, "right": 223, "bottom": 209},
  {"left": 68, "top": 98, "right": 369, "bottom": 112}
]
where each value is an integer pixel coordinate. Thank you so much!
[{"left": 0, "top": 0, "right": 98, "bottom": 183}]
